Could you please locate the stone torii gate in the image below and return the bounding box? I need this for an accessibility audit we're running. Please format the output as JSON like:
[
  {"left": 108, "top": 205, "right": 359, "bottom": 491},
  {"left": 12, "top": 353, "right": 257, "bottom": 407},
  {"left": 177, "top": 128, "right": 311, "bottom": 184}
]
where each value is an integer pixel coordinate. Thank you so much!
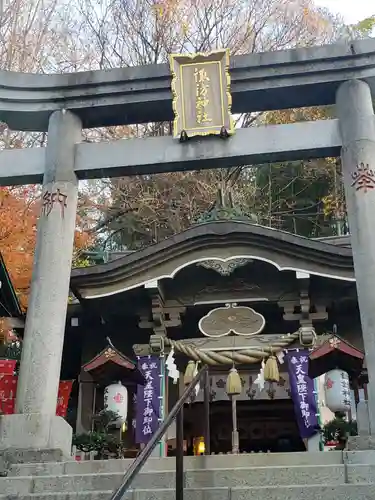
[{"left": 0, "top": 39, "right": 375, "bottom": 455}]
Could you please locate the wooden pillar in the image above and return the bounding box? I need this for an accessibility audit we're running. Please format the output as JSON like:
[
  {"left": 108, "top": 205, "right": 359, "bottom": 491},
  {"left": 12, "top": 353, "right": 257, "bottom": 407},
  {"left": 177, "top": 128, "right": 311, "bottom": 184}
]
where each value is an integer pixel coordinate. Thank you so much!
[{"left": 75, "top": 370, "right": 94, "bottom": 434}]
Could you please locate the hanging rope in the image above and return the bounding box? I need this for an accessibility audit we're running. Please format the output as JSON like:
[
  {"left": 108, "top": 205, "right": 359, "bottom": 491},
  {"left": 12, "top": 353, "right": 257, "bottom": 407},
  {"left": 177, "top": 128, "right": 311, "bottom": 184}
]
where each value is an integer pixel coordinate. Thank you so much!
[{"left": 160, "top": 331, "right": 301, "bottom": 366}]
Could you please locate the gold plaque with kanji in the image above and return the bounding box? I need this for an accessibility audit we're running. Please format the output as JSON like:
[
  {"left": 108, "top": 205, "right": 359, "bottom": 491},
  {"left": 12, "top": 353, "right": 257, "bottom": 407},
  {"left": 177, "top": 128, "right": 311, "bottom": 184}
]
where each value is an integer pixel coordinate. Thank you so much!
[{"left": 169, "top": 49, "right": 234, "bottom": 139}]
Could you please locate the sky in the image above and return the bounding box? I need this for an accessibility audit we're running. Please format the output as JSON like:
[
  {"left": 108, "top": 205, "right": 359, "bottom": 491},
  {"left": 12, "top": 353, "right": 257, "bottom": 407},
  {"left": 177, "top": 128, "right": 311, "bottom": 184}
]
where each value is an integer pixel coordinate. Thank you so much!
[{"left": 315, "top": 0, "right": 374, "bottom": 24}]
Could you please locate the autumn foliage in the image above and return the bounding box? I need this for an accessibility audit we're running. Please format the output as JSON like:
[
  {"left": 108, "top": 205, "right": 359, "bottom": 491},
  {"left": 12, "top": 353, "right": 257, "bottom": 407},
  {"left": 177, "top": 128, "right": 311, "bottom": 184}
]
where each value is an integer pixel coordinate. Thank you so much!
[{"left": 0, "top": 186, "right": 89, "bottom": 311}]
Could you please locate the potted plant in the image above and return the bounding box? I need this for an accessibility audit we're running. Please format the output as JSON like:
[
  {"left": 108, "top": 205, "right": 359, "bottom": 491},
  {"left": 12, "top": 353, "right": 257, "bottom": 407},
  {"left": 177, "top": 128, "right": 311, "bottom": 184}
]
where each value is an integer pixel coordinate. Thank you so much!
[
  {"left": 322, "top": 413, "right": 357, "bottom": 450},
  {"left": 72, "top": 409, "right": 120, "bottom": 459}
]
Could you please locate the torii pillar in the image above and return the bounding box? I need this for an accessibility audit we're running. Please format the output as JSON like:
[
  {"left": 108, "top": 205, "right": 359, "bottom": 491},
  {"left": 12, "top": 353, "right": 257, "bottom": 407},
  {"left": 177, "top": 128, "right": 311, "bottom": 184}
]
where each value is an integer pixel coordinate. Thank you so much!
[
  {"left": 337, "top": 79, "right": 375, "bottom": 441},
  {"left": 0, "top": 110, "right": 81, "bottom": 456}
]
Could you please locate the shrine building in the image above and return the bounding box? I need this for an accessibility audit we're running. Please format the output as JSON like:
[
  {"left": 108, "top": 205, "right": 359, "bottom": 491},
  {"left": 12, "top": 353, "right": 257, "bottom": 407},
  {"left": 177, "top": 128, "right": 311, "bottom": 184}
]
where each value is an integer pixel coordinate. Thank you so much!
[{"left": 55, "top": 220, "right": 366, "bottom": 455}]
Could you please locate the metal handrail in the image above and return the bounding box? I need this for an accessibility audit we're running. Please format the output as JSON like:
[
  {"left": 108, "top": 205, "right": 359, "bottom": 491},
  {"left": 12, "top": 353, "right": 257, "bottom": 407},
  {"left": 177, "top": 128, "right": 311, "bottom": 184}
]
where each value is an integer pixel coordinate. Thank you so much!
[{"left": 110, "top": 364, "right": 209, "bottom": 500}]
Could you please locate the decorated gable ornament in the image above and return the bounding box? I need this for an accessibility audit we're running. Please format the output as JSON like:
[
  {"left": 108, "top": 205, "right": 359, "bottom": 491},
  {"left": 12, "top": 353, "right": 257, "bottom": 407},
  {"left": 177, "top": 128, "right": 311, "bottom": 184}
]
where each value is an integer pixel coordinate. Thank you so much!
[
  {"left": 308, "top": 335, "right": 364, "bottom": 379},
  {"left": 197, "top": 258, "right": 251, "bottom": 276},
  {"left": 83, "top": 344, "right": 136, "bottom": 373},
  {"left": 199, "top": 303, "right": 265, "bottom": 337}
]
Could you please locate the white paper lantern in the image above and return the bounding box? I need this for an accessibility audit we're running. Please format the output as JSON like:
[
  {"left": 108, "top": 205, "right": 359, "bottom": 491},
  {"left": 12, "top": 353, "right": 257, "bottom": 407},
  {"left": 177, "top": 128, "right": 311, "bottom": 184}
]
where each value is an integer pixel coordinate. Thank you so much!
[
  {"left": 104, "top": 382, "right": 128, "bottom": 423},
  {"left": 324, "top": 369, "right": 351, "bottom": 413}
]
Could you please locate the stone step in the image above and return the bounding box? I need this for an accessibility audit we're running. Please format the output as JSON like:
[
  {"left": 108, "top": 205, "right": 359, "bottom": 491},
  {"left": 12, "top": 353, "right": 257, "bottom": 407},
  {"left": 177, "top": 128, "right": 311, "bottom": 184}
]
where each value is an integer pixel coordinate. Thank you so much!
[
  {"left": 2, "top": 484, "right": 375, "bottom": 500},
  {"left": 0, "top": 449, "right": 67, "bottom": 477},
  {"left": 3, "top": 464, "right": 375, "bottom": 495},
  {"left": 345, "top": 450, "right": 375, "bottom": 464},
  {"left": 8, "top": 451, "right": 345, "bottom": 477}
]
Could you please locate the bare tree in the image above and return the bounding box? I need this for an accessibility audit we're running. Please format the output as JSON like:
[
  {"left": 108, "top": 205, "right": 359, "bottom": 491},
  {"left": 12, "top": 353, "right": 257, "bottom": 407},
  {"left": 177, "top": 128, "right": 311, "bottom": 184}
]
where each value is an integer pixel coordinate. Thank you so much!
[
  {"left": 74, "top": 0, "right": 341, "bottom": 68},
  {"left": 68, "top": 0, "right": 344, "bottom": 249},
  {"left": 0, "top": 0, "right": 94, "bottom": 296},
  {"left": 0, "top": 0, "right": 347, "bottom": 252}
]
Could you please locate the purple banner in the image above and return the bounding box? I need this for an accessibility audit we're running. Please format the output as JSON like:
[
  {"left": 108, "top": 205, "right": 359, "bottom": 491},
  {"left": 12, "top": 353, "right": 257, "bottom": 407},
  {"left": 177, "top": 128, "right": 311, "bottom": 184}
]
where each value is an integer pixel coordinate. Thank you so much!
[
  {"left": 135, "top": 356, "right": 162, "bottom": 444},
  {"left": 285, "top": 350, "right": 319, "bottom": 440}
]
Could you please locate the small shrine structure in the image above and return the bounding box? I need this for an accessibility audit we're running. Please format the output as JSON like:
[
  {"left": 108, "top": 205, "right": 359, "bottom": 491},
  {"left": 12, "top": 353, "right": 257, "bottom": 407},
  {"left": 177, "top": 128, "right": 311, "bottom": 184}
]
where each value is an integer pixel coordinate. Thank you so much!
[
  {"left": 309, "top": 334, "right": 365, "bottom": 417},
  {"left": 309, "top": 335, "right": 365, "bottom": 379},
  {"left": 77, "top": 341, "right": 144, "bottom": 435}
]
